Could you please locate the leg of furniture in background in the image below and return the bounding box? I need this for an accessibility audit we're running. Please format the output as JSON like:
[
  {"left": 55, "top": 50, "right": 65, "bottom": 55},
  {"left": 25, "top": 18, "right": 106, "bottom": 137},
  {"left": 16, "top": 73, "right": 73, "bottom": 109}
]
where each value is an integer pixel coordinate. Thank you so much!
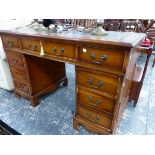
[
  {"left": 152, "top": 46, "right": 155, "bottom": 67},
  {"left": 130, "top": 66, "right": 144, "bottom": 107},
  {"left": 129, "top": 47, "right": 152, "bottom": 106},
  {"left": 151, "top": 42, "right": 155, "bottom": 67},
  {"left": 152, "top": 55, "right": 155, "bottom": 67}
]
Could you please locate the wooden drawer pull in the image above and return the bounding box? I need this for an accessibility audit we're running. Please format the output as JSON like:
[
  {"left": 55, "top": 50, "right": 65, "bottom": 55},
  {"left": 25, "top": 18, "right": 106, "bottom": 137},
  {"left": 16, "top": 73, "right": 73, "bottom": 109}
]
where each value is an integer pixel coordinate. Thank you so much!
[
  {"left": 7, "top": 41, "right": 14, "bottom": 47},
  {"left": 90, "top": 52, "right": 108, "bottom": 64},
  {"left": 88, "top": 77, "right": 104, "bottom": 89},
  {"left": 86, "top": 113, "right": 100, "bottom": 123},
  {"left": 87, "top": 96, "right": 102, "bottom": 106}
]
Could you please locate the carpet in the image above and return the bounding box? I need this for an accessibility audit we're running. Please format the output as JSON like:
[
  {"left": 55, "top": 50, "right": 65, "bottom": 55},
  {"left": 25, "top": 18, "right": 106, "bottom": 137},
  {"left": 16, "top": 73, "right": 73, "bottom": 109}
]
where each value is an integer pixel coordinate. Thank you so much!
[{"left": 0, "top": 120, "right": 20, "bottom": 135}]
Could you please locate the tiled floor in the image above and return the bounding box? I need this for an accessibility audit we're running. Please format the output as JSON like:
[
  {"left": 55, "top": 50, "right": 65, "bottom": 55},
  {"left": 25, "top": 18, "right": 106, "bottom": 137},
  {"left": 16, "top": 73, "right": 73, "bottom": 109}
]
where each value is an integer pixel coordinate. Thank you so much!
[{"left": 0, "top": 54, "right": 155, "bottom": 135}]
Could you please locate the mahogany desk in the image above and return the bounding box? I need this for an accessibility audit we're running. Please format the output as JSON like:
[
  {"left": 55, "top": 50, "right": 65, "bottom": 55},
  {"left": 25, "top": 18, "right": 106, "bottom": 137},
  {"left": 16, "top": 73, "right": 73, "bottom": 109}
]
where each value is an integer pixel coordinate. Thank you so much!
[{"left": 0, "top": 29, "right": 145, "bottom": 134}]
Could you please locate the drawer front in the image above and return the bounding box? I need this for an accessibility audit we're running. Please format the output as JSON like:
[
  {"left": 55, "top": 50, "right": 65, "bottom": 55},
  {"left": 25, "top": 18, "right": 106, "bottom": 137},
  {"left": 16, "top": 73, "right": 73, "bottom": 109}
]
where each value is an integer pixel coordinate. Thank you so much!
[
  {"left": 21, "top": 38, "right": 41, "bottom": 52},
  {"left": 1, "top": 35, "right": 19, "bottom": 48},
  {"left": 43, "top": 41, "right": 75, "bottom": 59},
  {"left": 78, "top": 88, "right": 115, "bottom": 114},
  {"left": 10, "top": 66, "right": 27, "bottom": 82},
  {"left": 6, "top": 51, "right": 24, "bottom": 67},
  {"left": 78, "top": 47, "right": 125, "bottom": 69},
  {"left": 77, "top": 70, "right": 119, "bottom": 95},
  {"left": 14, "top": 80, "right": 30, "bottom": 95},
  {"left": 77, "top": 106, "right": 112, "bottom": 129}
]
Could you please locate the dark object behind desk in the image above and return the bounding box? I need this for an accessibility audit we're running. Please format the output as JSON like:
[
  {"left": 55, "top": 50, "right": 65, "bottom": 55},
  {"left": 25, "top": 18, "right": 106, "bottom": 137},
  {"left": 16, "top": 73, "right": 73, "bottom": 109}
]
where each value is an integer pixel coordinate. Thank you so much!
[{"left": 42, "top": 19, "right": 56, "bottom": 28}]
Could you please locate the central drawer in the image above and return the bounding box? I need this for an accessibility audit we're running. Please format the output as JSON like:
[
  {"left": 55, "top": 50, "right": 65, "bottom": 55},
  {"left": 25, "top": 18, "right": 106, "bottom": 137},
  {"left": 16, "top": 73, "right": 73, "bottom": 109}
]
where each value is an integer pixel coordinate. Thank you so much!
[
  {"left": 43, "top": 41, "right": 75, "bottom": 59},
  {"left": 78, "top": 88, "right": 116, "bottom": 114},
  {"left": 21, "top": 38, "right": 41, "bottom": 52},
  {"left": 78, "top": 46, "right": 125, "bottom": 69},
  {"left": 77, "top": 69, "right": 119, "bottom": 96},
  {"left": 9, "top": 66, "right": 27, "bottom": 82},
  {"left": 77, "top": 106, "right": 112, "bottom": 129}
]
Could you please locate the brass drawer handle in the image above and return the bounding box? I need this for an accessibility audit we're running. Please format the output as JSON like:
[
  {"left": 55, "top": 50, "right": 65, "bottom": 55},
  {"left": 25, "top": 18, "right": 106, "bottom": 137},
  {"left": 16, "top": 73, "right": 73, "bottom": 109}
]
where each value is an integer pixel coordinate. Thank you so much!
[
  {"left": 30, "top": 44, "right": 37, "bottom": 50},
  {"left": 7, "top": 41, "right": 14, "bottom": 47},
  {"left": 96, "top": 99, "right": 102, "bottom": 105},
  {"left": 88, "top": 77, "right": 98, "bottom": 89},
  {"left": 55, "top": 53, "right": 62, "bottom": 56},
  {"left": 87, "top": 96, "right": 93, "bottom": 102},
  {"left": 91, "top": 60, "right": 102, "bottom": 65},
  {"left": 98, "top": 81, "right": 104, "bottom": 87},
  {"left": 86, "top": 113, "right": 100, "bottom": 123},
  {"left": 12, "top": 58, "right": 17, "bottom": 64},
  {"left": 52, "top": 47, "right": 64, "bottom": 56},
  {"left": 52, "top": 48, "right": 64, "bottom": 56},
  {"left": 52, "top": 47, "right": 62, "bottom": 56},
  {"left": 87, "top": 96, "right": 102, "bottom": 106},
  {"left": 90, "top": 52, "right": 95, "bottom": 60},
  {"left": 90, "top": 52, "right": 108, "bottom": 64},
  {"left": 60, "top": 48, "right": 65, "bottom": 53},
  {"left": 52, "top": 47, "right": 57, "bottom": 52},
  {"left": 101, "top": 55, "right": 108, "bottom": 61},
  {"left": 88, "top": 77, "right": 104, "bottom": 89}
]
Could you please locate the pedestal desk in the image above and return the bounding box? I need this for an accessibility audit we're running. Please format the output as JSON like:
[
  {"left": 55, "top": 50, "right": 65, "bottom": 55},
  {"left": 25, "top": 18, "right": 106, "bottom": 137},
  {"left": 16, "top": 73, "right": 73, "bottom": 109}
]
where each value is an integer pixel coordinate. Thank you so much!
[{"left": 0, "top": 29, "right": 145, "bottom": 134}]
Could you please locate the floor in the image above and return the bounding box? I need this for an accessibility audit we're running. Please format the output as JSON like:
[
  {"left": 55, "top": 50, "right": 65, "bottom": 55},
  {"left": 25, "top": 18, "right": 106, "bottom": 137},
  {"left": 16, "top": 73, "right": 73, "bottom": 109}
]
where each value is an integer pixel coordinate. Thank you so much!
[
  {"left": 117, "top": 54, "right": 155, "bottom": 134},
  {"left": 0, "top": 54, "right": 155, "bottom": 135}
]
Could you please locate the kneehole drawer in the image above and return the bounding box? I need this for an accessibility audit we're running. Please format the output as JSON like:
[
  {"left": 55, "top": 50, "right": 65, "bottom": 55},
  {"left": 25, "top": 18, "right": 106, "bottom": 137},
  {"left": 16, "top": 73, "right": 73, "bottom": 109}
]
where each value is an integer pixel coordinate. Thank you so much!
[
  {"left": 21, "top": 38, "right": 41, "bottom": 52},
  {"left": 43, "top": 41, "right": 75, "bottom": 59}
]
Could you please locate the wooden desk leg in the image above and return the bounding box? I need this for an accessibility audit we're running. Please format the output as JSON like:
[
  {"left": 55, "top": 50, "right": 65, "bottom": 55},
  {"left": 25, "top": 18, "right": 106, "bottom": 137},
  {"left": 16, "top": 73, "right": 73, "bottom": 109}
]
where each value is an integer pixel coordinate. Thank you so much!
[
  {"left": 28, "top": 77, "right": 68, "bottom": 107},
  {"left": 142, "top": 54, "right": 151, "bottom": 81},
  {"left": 131, "top": 52, "right": 152, "bottom": 107},
  {"left": 30, "top": 96, "right": 39, "bottom": 107},
  {"left": 73, "top": 117, "right": 80, "bottom": 131},
  {"left": 133, "top": 82, "right": 143, "bottom": 107},
  {"left": 14, "top": 91, "right": 21, "bottom": 99}
]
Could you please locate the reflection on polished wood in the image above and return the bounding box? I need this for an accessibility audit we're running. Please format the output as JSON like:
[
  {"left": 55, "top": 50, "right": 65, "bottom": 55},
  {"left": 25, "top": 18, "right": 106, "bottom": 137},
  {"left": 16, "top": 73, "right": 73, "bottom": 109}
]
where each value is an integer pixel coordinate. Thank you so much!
[{"left": 0, "top": 28, "right": 145, "bottom": 134}]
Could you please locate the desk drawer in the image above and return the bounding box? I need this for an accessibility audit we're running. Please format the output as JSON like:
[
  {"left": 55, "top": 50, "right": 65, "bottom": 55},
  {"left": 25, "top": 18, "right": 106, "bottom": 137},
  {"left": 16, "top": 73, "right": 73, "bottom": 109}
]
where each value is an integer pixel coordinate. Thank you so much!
[
  {"left": 77, "top": 69, "right": 119, "bottom": 96},
  {"left": 43, "top": 41, "right": 75, "bottom": 59},
  {"left": 78, "top": 47, "right": 125, "bottom": 69},
  {"left": 78, "top": 88, "right": 115, "bottom": 114},
  {"left": 77, "top": 106, "right": 112, "bottom": 129},
  {"left": 10, "top": 66, "right": 27, "bottom": 82},
  {"left": 1, "top": 35, "right": 19, "bottom": 48},
  {"left": 14, "top": 79, "right": 30, "bottom": 95},
  {"left": 6, "top": 51, "right": 24, "bottom": 67},
  {"left": 21, "top": 38, "right": 41, "bottom": 52}
]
